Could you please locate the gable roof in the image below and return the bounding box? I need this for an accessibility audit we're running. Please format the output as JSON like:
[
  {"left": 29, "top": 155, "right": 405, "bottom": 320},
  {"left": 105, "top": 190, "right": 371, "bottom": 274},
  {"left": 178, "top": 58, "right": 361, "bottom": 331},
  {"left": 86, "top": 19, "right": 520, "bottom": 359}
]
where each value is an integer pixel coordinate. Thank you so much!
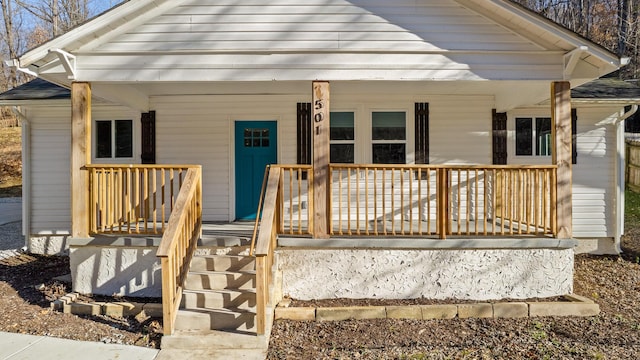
[{"left": 17, "top": 0, "right": 621, "bottom": 76}]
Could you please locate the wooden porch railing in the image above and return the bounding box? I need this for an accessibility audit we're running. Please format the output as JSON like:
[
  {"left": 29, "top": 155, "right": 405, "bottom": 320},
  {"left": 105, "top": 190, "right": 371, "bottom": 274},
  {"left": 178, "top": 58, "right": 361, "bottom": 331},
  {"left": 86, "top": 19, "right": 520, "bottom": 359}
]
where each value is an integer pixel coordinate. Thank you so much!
[
  {"left": 86, "top": 165, "right": 194, "bottom": 234},
  {"left": 251, "top": 165, "right": 282, "bottom": 335},
  {"left": 155, "top": 166, "right": 202, "bottom": 336},
  {"left": 329, "top": 164, "right": 558, "bottom": 238}
]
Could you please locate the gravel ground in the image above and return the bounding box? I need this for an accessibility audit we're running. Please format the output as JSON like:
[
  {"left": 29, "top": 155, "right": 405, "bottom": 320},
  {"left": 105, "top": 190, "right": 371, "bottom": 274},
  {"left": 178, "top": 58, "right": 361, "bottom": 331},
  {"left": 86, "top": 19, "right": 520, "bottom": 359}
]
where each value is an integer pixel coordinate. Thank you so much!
[
  {"left": 267, "top": 241, "right": 640, "bottom": 359},
  {"left": 0, "top": 221, "right": 23, "bottom": 251}
]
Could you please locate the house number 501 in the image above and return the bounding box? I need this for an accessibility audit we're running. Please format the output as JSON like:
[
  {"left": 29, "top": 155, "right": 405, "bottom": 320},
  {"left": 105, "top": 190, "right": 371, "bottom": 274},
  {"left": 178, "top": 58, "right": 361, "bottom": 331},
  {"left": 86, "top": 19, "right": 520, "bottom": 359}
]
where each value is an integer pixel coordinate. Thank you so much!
[{"left": 314, "top": 99, "right": 324, "bottom": 123}]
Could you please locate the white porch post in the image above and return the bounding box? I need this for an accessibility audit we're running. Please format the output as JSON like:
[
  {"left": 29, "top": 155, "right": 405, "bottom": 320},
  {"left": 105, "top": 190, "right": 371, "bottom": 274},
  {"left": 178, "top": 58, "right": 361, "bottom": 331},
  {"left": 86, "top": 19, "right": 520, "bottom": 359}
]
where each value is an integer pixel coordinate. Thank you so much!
[
  {"left": 71, "top": 82, "right": 91, "bottom": 238},
  {"left": 551, "top": 81, "right": 572, "bottom": 239},
  {"left": 312, "top": 81, "right": 330, "bottom": 238}
]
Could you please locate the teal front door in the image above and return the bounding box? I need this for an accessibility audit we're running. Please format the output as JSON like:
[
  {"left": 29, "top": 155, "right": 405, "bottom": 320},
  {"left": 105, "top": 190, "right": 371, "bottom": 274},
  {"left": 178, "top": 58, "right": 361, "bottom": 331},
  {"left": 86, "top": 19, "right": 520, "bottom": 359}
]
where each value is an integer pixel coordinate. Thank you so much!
[{"left": 235, "top": 121, "right": 277, "bottom": 220}]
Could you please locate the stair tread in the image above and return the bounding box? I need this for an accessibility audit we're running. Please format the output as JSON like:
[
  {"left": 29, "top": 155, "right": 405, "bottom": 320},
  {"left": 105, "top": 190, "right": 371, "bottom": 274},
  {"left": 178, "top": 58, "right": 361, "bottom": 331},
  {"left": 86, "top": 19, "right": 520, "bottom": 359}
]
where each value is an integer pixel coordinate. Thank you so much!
[
  {"left": 188, "top": 269, "right": 256, "bottom": 275},
  {"left": 178, "top": 307, "right": 257, "bottom": 315},
  {"left": 193, "top": 253, "right": 253, "bottom": 258},
  {"left": 183, "top": 288, "right": 256, "bottom": 294}
]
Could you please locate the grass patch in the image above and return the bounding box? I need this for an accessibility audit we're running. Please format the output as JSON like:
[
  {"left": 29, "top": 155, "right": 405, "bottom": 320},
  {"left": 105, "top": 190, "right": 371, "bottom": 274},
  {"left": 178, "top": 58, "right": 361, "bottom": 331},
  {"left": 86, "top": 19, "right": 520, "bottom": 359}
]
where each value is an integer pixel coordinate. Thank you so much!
[
  {"left": 626, "top": 189, "right": 640, "bottom": 226},
  {"left": 0, "top": 126, "right": 21, "bottom": 198}
]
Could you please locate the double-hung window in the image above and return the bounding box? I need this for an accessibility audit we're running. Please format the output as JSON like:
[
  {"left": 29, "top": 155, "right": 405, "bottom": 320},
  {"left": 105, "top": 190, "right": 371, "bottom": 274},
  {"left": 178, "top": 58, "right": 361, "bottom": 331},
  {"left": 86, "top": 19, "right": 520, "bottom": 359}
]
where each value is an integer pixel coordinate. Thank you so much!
[
  {"left": 515, "top": 117, "right": 551, "bottom": 156},
  {"left": 330, "top": 111, "right": 355, "bottom": 163},
  {"left": 96, "top": 119, "right": 133, "bottom": 159},
  {"left": 372, "top": 111, "right": 406, "bottom": 164}
]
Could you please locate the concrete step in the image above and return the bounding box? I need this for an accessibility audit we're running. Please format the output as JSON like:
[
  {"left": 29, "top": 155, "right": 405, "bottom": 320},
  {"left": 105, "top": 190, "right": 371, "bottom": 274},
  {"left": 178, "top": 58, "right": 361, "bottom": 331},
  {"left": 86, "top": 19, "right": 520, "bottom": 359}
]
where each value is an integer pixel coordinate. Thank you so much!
[
  {"left": 184, "top": 270, "right": 256, "bottom": 291},
  {"left": 160, "top": 329, "right": 268, "bottom": 350},
  {"left": 190, "top": 254, "right": 255, "bottom": 272},
  {"left": 174, "top": 308, "right": 257, "bottom": 332},
  {"left": 181, "top": 289, "right": 256, "bottom": 311},
  {"left": 194, "top": 246, "right": 251, "bottom": 256},
  {"left": 155, "top": 348, "right": 266, "bottom": 360}
]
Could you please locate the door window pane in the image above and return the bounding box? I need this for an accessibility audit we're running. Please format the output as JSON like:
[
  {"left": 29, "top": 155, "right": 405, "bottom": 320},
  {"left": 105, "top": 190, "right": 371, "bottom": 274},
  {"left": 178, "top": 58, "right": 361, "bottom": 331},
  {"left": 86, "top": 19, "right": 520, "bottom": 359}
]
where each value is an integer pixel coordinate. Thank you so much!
[{"left": 96, "top": 121, "right": 112, "bottom": 158}]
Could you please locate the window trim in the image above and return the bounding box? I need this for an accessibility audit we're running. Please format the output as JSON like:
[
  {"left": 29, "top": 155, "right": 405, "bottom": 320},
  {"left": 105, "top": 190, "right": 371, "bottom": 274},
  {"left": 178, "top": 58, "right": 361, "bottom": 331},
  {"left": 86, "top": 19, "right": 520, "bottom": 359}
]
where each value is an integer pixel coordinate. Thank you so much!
[
  {"left": 509, "top": 111, "right": 554, "bottom": 164},
  {"left": 93, "top": 118, "right": 136, "bottom": 162},
  {"left": 370, "top": 110, "right": 408, "bottom": 164},
  {"left": 329, "top": 110, "right": 356, "bottom": 164}
]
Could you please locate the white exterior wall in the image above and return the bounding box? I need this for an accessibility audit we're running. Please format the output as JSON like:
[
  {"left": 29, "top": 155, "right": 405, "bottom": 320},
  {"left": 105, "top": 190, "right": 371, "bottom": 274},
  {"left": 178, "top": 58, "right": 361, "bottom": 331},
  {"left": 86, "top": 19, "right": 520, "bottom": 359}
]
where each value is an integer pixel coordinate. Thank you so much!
[
  {"left": 69, "top": 0, "right": 565, "bottom": 83},
  {"left": 508, "top": 106, "right": 619, "bottom": 241},
  {"left": 26, "top": 104, "right": 141, "bottom": 254},
  {"left": 24, "top": 93, "right": 622, "bottom": 252},
  {"left": 150, "top": 93, "right": 494, "bottom": 222}
]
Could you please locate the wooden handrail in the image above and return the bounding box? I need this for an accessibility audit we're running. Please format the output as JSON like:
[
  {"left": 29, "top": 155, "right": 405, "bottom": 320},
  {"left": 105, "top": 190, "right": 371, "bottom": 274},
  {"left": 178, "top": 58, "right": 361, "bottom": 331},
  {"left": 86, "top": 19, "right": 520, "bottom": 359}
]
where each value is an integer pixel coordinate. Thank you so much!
[
  {"left": 156, "top": 166, "right": 202, "bottom": 336},
  {"left": 250, "top": 165, "right": 271, "bottom": 257},
  {"left": 253, "top": 167, "right": 282, "bottom": 335}
]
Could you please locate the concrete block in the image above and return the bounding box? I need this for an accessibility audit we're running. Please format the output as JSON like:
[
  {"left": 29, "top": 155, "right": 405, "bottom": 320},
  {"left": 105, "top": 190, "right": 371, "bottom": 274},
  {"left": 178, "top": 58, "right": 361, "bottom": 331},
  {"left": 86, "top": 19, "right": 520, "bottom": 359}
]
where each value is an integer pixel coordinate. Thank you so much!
[
  {"left": 493, "top": 303, "right": 528, "bottom": 318},
  {"left": 420, "top": 305, "right": 457, "bottom": 319},
  {"left": 275, "top": 307, "right": 315, "bottom": 321},
  {"left": 458, "top": 303, "right": 493, "bottom": 318},
  {"left": 70, "top": 302, "right": 101, "bottom": 316},
  {"left": 143, "top": 303, "right": 164, "bottom": 318},
  {"left": 386, "top": 306, "right": 422, "bottom": 319},
  {"left": 316, "top": 306, "right": 386, "bottom": 321},
  {"left": 563, "top": 294, "right": 595, "bottom": 304},
  {"left": 114, "top": 302, "right": 143, "bottom": 317},
  {"left": 103, "top": 303, "right": 124, "bottom": 317},
  {"left": 529, "top": 302, "right": 600, "bottom": 317},
  {"left": 50, "top": 300, "right": 64, "bottom": 311}
]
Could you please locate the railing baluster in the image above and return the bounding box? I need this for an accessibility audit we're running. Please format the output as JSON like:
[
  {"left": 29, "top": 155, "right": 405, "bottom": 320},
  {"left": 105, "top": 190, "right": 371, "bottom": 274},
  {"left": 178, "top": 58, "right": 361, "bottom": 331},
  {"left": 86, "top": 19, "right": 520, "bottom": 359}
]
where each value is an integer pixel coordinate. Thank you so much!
[{"left": 365, "top": 167, "right": 370, "bottom": 236}]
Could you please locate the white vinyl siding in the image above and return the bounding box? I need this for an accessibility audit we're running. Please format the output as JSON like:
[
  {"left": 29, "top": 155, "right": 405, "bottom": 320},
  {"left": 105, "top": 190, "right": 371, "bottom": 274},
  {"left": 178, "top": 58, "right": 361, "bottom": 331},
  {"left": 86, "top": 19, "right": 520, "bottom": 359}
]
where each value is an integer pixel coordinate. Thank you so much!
[
  {"left": 72, "top": 0, "right": 563, "bottom": 82},
  {"left": 28, "top": 104, "right": 138, "bottom": 234},
  {"left": 509, "top": 107, "right": 617, "bottom": 238},
  {"left": 572, "top": 107, "right": 617, "bottom": 238},
  {"left": 30, "top": 107, "right": 71, "bottom": 234}
]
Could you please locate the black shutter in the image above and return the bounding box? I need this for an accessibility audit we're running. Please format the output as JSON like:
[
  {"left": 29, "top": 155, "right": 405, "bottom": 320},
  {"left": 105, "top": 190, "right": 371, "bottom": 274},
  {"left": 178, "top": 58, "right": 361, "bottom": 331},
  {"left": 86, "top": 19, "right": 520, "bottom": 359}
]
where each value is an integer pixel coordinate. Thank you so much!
[
  {"left": 297, "top": 102, "right": 312, "bottom": 165},
  {"left": 492, "top": 109, "right": 507, "bottom": 165},
  {"left": 572, "top": 108, "right": 577, "bottom": 164},
  {"left": 141, "top": 111, "right": 156, "bottom": 164},
  {"left": 415, "top": 102, "right": 429, "bottom": 164}
]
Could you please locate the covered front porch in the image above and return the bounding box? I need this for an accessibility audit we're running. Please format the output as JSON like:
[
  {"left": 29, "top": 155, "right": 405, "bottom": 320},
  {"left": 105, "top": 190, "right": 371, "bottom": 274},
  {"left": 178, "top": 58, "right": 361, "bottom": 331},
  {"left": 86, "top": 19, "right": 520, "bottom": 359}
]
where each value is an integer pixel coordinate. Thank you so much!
[{"left": 64, "top": 80, "right": 577, "bottom": 336}]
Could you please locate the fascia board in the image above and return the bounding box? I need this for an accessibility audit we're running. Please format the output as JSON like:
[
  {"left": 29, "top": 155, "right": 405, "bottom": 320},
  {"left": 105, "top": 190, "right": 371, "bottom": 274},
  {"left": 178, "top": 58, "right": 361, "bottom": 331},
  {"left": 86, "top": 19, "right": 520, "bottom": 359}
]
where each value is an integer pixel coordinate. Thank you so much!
[{"left": 456, "top": 0, "right": 620, "bottom": 69}]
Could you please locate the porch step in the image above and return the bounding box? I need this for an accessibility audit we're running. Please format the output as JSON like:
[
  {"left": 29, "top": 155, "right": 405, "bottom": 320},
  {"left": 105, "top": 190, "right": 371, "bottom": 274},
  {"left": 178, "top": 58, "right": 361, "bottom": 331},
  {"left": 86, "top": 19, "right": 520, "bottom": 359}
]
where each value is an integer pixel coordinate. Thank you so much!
[
  {"left": 184, "top": 270, "right": 256, "bottom": 291},
  {"left": 181, "top": 288, "right": 256, "bottom": 311},
  {"left": 160, "top": 329, "right": 269, "bottom": 351},
  {"left": 194, "top": 245, "right": 251, "bottom": 256},
  {"left": 174, "top": 308, "right": 257, "bottom": 332},
  {"left": 189, "top": 254, "right": 255, "bottom": 272}
]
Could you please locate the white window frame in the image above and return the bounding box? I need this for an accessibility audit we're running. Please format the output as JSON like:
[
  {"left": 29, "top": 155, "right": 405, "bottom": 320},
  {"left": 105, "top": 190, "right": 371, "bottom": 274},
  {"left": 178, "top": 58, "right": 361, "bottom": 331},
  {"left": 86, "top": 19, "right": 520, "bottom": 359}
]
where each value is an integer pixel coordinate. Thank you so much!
[
  {"left": 509, "top": 110, "right": 553, "bottom": 165},
  {"left": 329, "top": 110, "right": 356, "bottom": 164},
  {"left": 370, "top": 109, "right": 408, "bottom": 164},
  {"left": 93, "top": 119, "right": 136, "bottom": 162}
]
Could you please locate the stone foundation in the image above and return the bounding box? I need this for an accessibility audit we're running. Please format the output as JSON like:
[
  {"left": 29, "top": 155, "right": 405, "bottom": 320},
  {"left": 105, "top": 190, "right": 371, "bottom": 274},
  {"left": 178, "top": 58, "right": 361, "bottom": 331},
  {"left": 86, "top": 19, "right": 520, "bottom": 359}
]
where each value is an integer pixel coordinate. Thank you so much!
[{"left": 277, "top": 248, "right": 574, "bottom": 301}]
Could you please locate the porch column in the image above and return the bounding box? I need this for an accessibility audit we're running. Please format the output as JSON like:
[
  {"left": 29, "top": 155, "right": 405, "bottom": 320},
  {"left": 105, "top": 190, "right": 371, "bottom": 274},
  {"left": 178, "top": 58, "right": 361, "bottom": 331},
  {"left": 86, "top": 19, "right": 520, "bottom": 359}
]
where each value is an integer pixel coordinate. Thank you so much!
[
  {"left": 551, "top": 81, "right": 572, "bottom": 238},
  {"left": 312, "top": 81, "right": 330, "bottom": 238},
  {"left": 71, "top": 82, "right": 91, "bottom": 238}
]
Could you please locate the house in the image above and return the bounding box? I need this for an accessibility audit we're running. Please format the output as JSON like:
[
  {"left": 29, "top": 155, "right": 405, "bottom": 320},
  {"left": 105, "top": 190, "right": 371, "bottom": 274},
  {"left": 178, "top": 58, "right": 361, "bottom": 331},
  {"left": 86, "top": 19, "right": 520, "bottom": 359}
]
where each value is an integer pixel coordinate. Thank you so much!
[{"left": 1, "top": 0, "right": 635, "bottom": 336}]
